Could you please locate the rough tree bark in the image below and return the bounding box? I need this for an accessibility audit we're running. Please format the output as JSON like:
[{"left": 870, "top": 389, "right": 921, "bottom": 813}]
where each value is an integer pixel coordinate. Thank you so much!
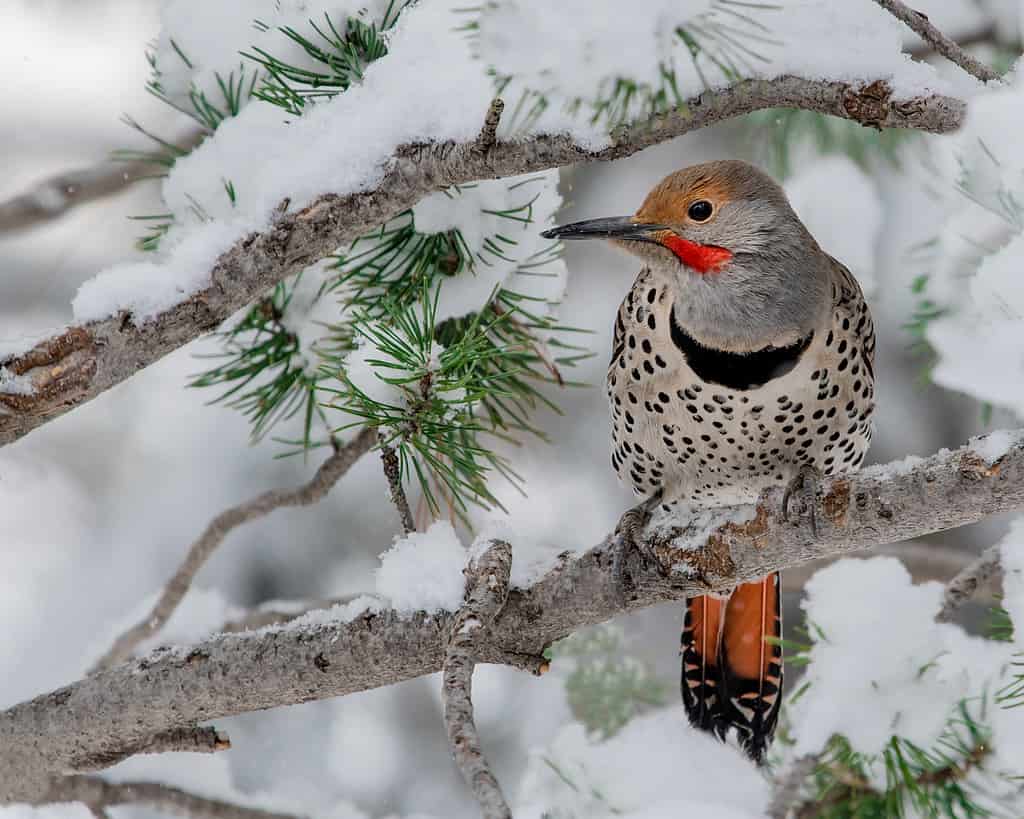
[
  {"left": 0, "top": 75, "right": 965, "bottom": 450},
  {"left": 1, "top": 431, "right": 1020, "bottom": 805}
]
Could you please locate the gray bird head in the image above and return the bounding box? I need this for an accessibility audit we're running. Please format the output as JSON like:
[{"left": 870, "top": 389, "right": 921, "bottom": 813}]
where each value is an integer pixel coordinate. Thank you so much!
[{"left": 542, "top": 159, "right": 832, "bottom": 353}]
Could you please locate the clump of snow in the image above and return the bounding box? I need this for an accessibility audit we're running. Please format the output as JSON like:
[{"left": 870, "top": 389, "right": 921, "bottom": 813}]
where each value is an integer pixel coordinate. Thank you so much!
[
  {"left": 410, "top": 171, "right": 567, "bottom": 321},
  {"left": 0, "top": 366, "right": 34, "bottom": 396},
  {"left": 152, "top": 1, "right": 395, "bottom": 119},
  {"left": 923, "top": 66, "right": 1024, "bottom": 416},
  {"left": 971, "top": 429, "right": 1023, "bottom": 463},
  {"left": 648, "top": 502, "right": 758, "bottom": 555},
  {"left": 785, "top": 155, "right": 882, "bottom": 294},
  {"left": 72, "top": 218, "right": 254, "bottom": 323},
  {"left": 858, "top": 451, "right": 929, "bottom": 480},
  {"left": 268, "top": 594, "right": 383, "bottom": 633},
  {"left": 375, "top": 521, "right": 468, "bottom": 614},
  {"left": 515, "top": 709, "right": 768, "bottom": 818},
  {"left": 788, "top": 558, "right": 1008, "bottom": 766}
]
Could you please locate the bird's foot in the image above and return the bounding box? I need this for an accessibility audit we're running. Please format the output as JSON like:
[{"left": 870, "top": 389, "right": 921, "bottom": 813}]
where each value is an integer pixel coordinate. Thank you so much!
[
  {"left": 615, "top": 492, "right": 662, "bottom": 546},
  {"left": 781, "top": 463, "right": 822, "bottom": 539}
]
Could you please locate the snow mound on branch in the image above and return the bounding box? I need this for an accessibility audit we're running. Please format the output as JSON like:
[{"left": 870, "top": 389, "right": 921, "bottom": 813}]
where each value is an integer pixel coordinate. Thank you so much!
[
  {"left": 785, "top": 155, "right": 882, "bottom": 294},
  {"left": 153, "top": 0, "right": 395, "bottom": 116},
  {"left": 72, "top": 219, "right": 251, "bottom": 323},
  {"left": 412, "top": 171, "right": 567, "bottom": 321},
  {"left": 788, "top": 558, "right": 1008, "bottom": 767},
  {"left": 77, "top": 0, "right": 974, "bottom": 327},
  {"left": 375, "top": 521, "right": 468, "bottom": 614},
  {"left": 515, "top": 709, "right": 768, "bottom": 818},
  {"left": 478, "top": 0, "right": 971, "bottom": 133}
]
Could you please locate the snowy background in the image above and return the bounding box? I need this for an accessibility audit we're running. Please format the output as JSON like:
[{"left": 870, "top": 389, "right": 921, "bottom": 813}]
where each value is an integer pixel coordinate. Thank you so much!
[{"left": 3, "top": 0, "right": 1024, "bottom": 817}]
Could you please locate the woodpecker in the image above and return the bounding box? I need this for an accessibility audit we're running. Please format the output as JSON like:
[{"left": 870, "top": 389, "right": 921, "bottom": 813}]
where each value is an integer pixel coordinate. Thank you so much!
[{"left": 542, "top": 159, "right": 875, "bottom": 763}]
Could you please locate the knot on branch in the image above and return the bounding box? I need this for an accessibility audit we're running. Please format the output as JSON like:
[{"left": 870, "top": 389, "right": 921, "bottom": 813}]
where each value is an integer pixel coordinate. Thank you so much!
[
  {"left": 841, "top": 79, "right": 893, "bottom": 130},
  {"left": 0, "top": 328, "right": 96, "bottom": 415}
]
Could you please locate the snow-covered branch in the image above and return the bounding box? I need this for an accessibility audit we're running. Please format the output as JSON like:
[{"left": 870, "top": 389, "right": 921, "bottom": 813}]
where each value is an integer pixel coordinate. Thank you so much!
[
  {"left": 2, "top": 429, "right": 1019, "bottom": 806},
  {"left": 90, "top": 427, "right": 377, "bottom": 672},
  {"left": 0, "top": 75, "right": 965, "bottom": 451}
]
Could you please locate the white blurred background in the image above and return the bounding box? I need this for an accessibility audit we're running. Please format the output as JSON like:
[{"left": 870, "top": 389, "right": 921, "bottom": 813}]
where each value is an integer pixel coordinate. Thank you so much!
[{"left": 1, "top": 1, "right": 1021, "bottom": 816}]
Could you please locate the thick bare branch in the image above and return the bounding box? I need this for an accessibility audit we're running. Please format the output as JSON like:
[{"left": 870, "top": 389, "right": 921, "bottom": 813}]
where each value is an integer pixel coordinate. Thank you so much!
[
  {"left": 935, "top": 543, "right": 1004, "bottom": 622},
  {"left": 2, "top": 432, "right": 1021, "bottom": 804},
  {"left": 443, "top": 540, "right": 514, "bottom": 819},
  {"left": 35, "top": 776, "right": 299, "bottom": 819},
  {"left": 0, "top": 76, "right": 965, "bottom": 450},
  {"left": 90, "top": 427, "right": 377, "bottom": 672},
  {"left": 873, "top": 0, "right": 1001, "bottom": 82}
]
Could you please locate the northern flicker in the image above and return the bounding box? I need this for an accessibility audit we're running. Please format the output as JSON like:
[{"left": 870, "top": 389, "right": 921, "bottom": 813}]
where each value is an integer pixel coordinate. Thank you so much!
[{"left": 542, "top": 159, "right": 876, "bottom": 763}]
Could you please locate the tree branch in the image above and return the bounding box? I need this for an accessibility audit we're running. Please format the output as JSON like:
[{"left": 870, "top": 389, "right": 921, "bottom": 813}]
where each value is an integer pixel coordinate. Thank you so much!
[
  {"left": 34, "top": 776, "right": 300, "bottom": 819},
  {"left": 935, "top": 543, "right": 1004, "bottom": 622},
  {"left": 0, "top": 131, "right": 204, "bottom": 235},
  {"left": 380, "top": 437, "right": 416, "bottom": 534},
  {"left": 90, "top": 427, "right": 377, "bottom": 672},
  {"left": 443, "top": 540, "right": 514, "bottom": 819},
  {"left": 872, "top": 0, "right": 1001, "bottom": 83},
  {"left": 0, "top": 75, "right": 965, "bottom": 450},
  {"left": 2, "top": 431, "right": 1020, "bottom": 805}
]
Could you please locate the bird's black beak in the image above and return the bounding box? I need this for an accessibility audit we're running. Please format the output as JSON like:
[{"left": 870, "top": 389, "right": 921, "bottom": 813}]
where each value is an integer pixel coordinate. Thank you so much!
[{"left": 541, "top": 217, "right": 669, "bottom": 243}]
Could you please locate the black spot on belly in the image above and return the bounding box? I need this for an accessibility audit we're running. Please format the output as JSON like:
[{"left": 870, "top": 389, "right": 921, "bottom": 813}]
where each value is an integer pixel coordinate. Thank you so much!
[{"left": 669, "top": 307, "right": 813, "bottom": 391}]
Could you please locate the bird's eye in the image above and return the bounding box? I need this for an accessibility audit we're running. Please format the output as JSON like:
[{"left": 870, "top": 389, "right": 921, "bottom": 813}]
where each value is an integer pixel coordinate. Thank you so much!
[{"left": 687, "top": 200, "right": 713, "bottom": 222}]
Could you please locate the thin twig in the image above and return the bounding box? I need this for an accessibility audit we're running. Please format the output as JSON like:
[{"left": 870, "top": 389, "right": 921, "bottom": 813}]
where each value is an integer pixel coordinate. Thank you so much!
[
  {"left": 476, "top": 98, "right": 504, "bottom": 152},
  {"left": 873, "top": 0, "right": 1001, "bottom": 82},
  {"left": 935, "top": 543, "right": 1004, "bottom": 622},
  {"left": 90, "top": 427, "right": 376, "bottom": 672},
  {"left": 0, "top": 76, "right": 966, "bottom": 451},
  {"left": 379, "top": 436, "right": 416, "bottom": 534},
  {"left": 38, "top": 775, "right": 300, "bottom": 819},
  {"left": 74, "top": 726, "right": 231, "bottom": 772},
  {"left": 442, "top": 540, "right": 514, "bottom": 819}
]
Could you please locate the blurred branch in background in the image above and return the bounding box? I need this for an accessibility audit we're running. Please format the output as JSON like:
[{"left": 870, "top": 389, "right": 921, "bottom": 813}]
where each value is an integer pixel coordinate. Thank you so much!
[
  {"left": 2, "top": 431, "right": 1021, "bottom": 808},
  {"left": 89, "top": 426, "right": 377, "bottom": 672},
  {"left": 32, "top": 776, "right": 299, "bottom": 819},
  {"left": 0, "top": 129, "right": 203, "bottom": 235}
]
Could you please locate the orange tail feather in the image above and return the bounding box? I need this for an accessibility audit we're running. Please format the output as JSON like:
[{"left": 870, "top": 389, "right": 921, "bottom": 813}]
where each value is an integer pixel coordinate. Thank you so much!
[{"left": 681, "top": 573, "right": 783, "bottom": 763}]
